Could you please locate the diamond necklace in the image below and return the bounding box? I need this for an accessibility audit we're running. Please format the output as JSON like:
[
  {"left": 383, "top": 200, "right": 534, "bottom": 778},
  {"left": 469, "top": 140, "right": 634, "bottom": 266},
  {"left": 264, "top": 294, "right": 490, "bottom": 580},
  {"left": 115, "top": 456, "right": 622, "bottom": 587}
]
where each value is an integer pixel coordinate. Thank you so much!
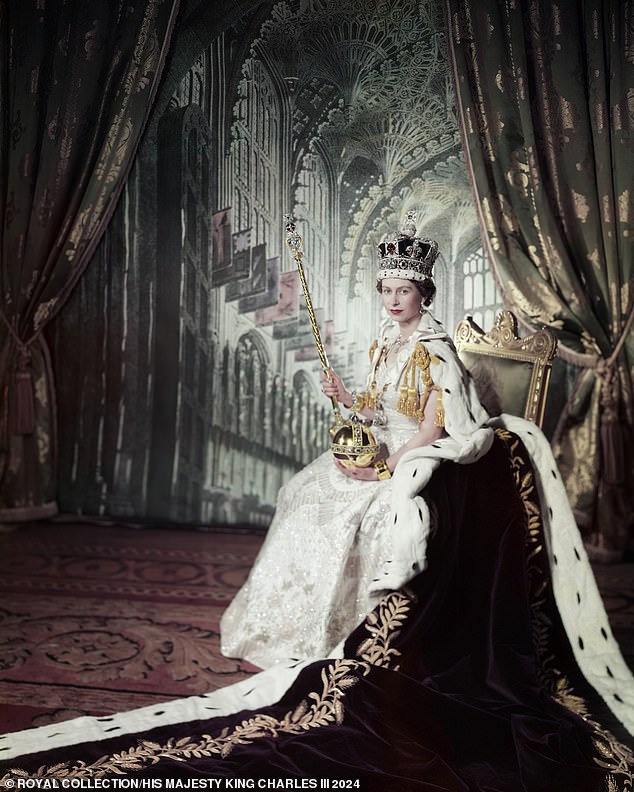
[{"left": 393, "top": 333, "right": 411, "bottom": 349}]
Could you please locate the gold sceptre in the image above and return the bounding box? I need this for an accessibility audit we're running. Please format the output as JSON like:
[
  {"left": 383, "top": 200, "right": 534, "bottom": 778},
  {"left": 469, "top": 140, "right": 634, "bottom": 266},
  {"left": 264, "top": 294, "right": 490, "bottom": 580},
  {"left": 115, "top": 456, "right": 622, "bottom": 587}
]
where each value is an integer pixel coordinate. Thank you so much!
[
  {"left": 284, "top": 216, "right": 343, "bottom": 432},
  {"left": 284, "top": 216, "right": 378, "bottom": 468}
]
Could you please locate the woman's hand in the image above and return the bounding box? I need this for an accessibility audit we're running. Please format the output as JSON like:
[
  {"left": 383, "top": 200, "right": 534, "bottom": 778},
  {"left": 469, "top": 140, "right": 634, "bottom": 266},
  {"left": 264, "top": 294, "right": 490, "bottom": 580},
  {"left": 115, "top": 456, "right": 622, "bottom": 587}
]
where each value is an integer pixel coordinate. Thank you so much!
[
  {"left": 321, "top": 369, "right": 352, "bottom": 406},
  {"left": 333, "top": 457, "right": 379, "bottom": 480}
]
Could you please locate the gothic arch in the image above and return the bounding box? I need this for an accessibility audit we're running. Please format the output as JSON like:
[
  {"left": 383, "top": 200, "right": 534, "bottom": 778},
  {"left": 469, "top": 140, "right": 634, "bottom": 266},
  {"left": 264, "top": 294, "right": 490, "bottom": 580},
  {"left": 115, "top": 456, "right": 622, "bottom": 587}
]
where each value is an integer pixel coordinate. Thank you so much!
[
  {"left": 236, "top": 331, "right": 270, "bottom": 440},
  {"left": 292, "top": 370, "right": 319, "bottom": 464},
  {"left": 292, "top": 368, "right": 318, "bottom": 396},
  {"left": 149, "top": 1, "right": 275, "bottom": 125}
]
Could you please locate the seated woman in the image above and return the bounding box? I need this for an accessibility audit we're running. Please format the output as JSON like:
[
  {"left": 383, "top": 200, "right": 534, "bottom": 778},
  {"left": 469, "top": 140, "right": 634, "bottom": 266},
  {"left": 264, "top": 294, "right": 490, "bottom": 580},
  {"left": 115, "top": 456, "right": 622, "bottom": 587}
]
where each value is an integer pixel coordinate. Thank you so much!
[
  {"left": 220, "top": 214, "right": 491, "bottom": 668},
  {"left": 3, "top": 217, "right": 632, "bottom": 789}
]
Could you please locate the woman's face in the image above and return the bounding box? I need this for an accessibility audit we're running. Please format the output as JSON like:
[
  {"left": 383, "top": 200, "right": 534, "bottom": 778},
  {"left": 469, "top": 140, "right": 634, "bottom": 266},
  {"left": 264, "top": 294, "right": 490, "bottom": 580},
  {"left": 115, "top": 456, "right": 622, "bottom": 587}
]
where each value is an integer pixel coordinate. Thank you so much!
[{"left": 380, "top": 278, "right": 422, "bottom": 326}]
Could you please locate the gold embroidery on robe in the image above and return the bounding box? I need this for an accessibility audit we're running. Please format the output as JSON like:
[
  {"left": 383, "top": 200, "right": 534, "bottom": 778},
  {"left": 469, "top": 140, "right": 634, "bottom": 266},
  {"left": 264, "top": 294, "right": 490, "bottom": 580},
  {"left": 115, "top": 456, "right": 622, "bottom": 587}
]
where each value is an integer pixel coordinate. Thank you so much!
[
  {"left": 494, "top": 428, "right": 634, "bottom": 787},
  {"left": 355, "top": 589, "right": 414, "bottom": 670},
  {"left": 3, "top": 660, "right": 371, "bottom": 780},
  {"left": 2, "top": 558, "right": 418, "bottom": 781}
]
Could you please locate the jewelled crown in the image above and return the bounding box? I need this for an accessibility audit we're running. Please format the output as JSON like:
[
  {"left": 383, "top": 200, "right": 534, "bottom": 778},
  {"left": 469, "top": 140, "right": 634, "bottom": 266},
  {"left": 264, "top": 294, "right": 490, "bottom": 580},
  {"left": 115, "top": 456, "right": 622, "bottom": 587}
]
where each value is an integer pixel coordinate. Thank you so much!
[{"left": 376, "top": 211, "right": 439, "bottom": 283}]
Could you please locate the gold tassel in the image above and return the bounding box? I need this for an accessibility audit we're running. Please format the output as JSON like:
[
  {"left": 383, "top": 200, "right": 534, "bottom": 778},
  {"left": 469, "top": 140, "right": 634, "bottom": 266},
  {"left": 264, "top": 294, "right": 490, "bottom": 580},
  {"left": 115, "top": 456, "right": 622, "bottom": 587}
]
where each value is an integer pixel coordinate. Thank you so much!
[
  {"left": 434, "top": 390, "right": 445, "bottom": 428},
  {"left": 366, "top": 343, "right": 386, "bottom": 409},
  {"left": 353, "top": 391, "right": 367, "bottom": 412},
  {"left": 408, "top": 360, "right": 420, "bottom": 415},
  {"left": 396, "top": 355, "right": 415, "bottom": 417},
  {"left": 398, "top": 342, "right": 444, "bottom": 423},
  {"left": 366, "top": 383, "right": 377, "bottom": 410},
  {"left": 405, "top": 395, "right": 418, "bottom": 416},
  {"left": 405, "top": 370, "right": 418, "bottom": 415},
  {"left": 416, "top": 388, "right": 431, "bottom": 421}
]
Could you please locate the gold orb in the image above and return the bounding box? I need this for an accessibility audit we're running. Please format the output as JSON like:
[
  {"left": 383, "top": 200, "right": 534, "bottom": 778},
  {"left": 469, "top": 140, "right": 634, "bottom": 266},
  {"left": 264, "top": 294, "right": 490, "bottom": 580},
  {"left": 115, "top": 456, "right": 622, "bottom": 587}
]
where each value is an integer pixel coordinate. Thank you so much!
[{"left": 330, "top": 415, "right": 379, "bottom": 469}]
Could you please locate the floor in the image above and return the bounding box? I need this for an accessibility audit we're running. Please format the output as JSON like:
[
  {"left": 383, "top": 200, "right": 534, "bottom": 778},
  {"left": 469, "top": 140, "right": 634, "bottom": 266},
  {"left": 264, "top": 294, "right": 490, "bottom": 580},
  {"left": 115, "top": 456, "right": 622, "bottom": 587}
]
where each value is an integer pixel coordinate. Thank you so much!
[{"left": 0, "top": 517, "right": 632, "bottom": 737}]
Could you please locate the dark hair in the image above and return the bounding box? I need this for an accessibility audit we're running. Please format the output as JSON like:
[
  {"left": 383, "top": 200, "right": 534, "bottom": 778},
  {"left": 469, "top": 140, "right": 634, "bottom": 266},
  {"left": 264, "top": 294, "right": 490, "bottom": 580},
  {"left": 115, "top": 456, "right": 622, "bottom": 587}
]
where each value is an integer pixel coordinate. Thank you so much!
[{"left": 376, "top": 278, "right": 436, "bottom": 306}]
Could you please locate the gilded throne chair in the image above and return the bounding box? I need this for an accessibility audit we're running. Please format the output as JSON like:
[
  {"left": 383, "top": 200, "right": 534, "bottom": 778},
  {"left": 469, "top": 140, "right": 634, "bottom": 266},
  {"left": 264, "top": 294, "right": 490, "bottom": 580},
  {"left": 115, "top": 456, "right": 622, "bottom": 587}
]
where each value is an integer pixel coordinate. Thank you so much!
[{"left": 454, "top": 311, "right": 558, "bottom": 428}]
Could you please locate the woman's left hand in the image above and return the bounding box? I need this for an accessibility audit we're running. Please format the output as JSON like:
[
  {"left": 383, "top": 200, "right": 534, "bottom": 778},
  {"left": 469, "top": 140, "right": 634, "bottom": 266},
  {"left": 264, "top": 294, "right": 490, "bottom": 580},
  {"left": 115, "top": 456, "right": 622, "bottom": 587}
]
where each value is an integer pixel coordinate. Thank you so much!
[{"left": 333, "top": 458, "right": 378, "bottom": 480}]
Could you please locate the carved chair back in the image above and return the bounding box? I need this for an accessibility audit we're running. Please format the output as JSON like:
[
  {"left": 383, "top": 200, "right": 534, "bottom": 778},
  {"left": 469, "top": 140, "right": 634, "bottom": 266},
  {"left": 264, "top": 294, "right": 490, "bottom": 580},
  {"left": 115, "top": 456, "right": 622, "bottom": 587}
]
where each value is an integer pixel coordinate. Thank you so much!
[{"left": 454, "top": 311, "right": 558, "bottom": 427}]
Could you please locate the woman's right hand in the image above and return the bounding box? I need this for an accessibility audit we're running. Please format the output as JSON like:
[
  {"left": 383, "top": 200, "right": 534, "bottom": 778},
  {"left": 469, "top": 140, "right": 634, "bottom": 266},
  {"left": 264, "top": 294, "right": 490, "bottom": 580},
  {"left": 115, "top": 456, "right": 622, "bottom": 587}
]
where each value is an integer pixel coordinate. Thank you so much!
[{"left": 321, "top": 369, "right": 352, "bottom": 406}]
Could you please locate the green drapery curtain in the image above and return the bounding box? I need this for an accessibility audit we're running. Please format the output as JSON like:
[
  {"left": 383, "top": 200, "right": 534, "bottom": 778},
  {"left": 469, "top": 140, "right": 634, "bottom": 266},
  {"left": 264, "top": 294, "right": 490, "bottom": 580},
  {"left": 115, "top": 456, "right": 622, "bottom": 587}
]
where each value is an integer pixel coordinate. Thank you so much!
[
  {"left": 445, "top": 0, "right": 634, "bottom": 556},
  {"left": 0, "top": 0, "right": 180, "bottom": 520}
]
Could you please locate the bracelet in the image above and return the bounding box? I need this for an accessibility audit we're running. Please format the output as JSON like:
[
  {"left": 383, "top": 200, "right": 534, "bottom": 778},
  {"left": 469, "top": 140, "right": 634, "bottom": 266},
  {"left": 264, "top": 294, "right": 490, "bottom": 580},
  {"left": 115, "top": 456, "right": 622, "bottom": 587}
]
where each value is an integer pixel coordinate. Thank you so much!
[
  {"left": 344, "top": 391, "right": 366, "bottom": 411},
  {"left": 374, "top": 459, "right": 392, "bottom": 480}
]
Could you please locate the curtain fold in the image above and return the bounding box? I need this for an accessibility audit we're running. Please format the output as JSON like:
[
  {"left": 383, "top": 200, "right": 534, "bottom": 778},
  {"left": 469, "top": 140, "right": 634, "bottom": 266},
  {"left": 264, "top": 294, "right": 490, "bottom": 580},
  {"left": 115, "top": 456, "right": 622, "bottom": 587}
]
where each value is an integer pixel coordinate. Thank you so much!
[
  {"left": 445, "top": 0, "right": 634, "bottom": 556},
  {"left": 0, "top": 0, "right": 180, "bottom": 520}
]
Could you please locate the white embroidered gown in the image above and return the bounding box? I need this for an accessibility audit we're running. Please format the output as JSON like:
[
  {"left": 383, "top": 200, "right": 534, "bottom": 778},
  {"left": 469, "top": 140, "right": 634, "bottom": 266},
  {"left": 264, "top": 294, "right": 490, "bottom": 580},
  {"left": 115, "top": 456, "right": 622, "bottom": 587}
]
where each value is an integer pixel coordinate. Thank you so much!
[{"left": 220, "top": 342, "right": 422, "bottom": 669}]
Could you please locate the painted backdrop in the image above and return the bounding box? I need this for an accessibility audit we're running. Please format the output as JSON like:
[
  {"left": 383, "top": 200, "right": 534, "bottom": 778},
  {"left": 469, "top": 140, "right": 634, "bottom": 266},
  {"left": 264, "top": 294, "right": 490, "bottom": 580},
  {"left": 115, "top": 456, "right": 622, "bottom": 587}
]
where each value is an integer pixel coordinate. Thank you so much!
[{"left": 51, "top": 0, "right": 503, "bottom": 526}]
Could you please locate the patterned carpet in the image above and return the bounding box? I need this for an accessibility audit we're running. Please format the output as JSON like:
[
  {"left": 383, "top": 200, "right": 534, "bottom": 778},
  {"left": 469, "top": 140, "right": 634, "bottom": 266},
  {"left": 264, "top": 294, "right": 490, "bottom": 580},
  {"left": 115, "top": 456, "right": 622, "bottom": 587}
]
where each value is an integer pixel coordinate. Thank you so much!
[
  {"left": 0, "top": 518, "right": 632, "bottom": 737},
  {"left": 0, "top": 520, "right": 264, "bottom": 734}
]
